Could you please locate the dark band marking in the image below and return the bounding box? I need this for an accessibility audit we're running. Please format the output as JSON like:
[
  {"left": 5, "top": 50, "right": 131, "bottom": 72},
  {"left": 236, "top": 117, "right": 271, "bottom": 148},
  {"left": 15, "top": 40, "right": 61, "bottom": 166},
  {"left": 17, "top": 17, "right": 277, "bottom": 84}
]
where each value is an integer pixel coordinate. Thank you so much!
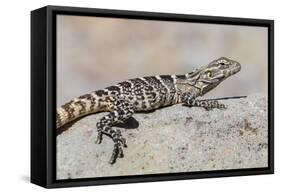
[
  {"left": 119, "top": 81, "right": 132, "bottom": 88},
  {"left": 78, "top": 93, "right": 97, "bottom": 111},
  {"left": 144, "top": 76, "right": 162, "bottom": 86},
  {"left": 56, "top": 112, "right": 62, "bottom": 127},
  {"left": 78, "top": 93, "right": 92, "bottom": 100},
  {"left": 135, "top": 78, "right": 148, "bottom": 86},
  {"left": 160, "top": 75, "right": 173, "bottom": 83},
  {"left": 106, "top": 86, "right": 121, "bottom": 95},
  {"left": 74, "top": 100, "right": 87, "bottom": 115},
  {"left": 61, "top": 101, "right": 76, "bottom": 120},
  {"left": 106, "top": 85, "right": 120, "bottom": 91},
  {"left": 176, "top": 75, "right": 187, "bottom": 79},
  {"left": 96, "top": 90, "right": 108, "bottom": 97}
]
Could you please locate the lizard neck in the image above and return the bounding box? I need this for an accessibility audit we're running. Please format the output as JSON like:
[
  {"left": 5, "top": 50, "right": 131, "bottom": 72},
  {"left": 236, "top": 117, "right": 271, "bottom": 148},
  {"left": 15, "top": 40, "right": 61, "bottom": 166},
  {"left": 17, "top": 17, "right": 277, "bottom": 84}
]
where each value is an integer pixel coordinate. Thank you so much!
[{"left": 175, "top": 82, "right": 201, "bottom": 103}]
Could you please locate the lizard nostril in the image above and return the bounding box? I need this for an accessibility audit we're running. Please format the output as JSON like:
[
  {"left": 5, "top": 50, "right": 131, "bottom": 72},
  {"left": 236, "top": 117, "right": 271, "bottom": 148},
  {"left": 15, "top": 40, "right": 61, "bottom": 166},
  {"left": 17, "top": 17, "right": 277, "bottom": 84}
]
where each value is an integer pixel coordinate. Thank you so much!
[{"left": 236, "top": 63, "right": 241, "bottom": 72}]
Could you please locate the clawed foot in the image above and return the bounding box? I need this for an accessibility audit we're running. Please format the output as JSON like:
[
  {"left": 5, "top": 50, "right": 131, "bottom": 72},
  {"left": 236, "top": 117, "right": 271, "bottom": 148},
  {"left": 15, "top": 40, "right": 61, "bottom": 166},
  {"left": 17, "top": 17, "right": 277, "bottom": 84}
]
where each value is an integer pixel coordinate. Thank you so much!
[
  {"left": 218, "top": 104, "right": 226, "bottom": 109},
  {"left": 108, "top": 142, "right": 125, "bottom": 164},
  {"left": 204, "top": 104, "right": 227, "bottom": 111},
  {"left": 183, "top": 99, "right": 227, "bottom": 111},
  {"left": 108, "top": 130, "right": 127, "bottom": 164},
  {"left": 96, "top": 129, "right": 127, "bottom": 164},
  {"left": 108, "top": 139, "right": 127, "bottom": 164}
]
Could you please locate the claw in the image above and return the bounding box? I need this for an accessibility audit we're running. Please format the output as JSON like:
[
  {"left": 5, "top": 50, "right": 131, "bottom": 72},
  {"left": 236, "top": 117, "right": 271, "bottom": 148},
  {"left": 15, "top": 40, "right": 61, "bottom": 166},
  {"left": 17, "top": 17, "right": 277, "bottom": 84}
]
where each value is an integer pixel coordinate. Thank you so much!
[
  {"left": 108, "top": 144, "right": 120, "bottom": 164},
  {"left": 118, "top": 148, "right": 124, "bottom": 158},
  {"left": 204, "top": 107, "right": 212, "bottom": 111},
  {"left": 108, "top": 141, "right": 126, "bottom": 164},
  {"left": 108, "top": 157, "right": 116, "bottom": 165},
  {"left": 95, "top": 132, "right": 103, "bottom": 144}
]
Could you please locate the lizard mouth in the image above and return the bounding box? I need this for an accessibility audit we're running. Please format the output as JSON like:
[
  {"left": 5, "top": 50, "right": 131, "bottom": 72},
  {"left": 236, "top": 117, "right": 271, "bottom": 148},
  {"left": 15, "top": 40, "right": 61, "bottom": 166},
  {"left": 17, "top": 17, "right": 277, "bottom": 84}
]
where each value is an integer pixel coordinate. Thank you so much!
[{"left": 230, "top": 61, "right": 241, "bottom": 75}]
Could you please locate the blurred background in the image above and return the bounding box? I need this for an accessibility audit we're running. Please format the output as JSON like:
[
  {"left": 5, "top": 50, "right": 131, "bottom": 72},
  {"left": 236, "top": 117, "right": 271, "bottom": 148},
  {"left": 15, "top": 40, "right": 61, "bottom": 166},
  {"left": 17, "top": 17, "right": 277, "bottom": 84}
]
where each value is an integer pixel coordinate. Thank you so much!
[{"left": 57, "top": 15, "right": 268, "bottom": 106}]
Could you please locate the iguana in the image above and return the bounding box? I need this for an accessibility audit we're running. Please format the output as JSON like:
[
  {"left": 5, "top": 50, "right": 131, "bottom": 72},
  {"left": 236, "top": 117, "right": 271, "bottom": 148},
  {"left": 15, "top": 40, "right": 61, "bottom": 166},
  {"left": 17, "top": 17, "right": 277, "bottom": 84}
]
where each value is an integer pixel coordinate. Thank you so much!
[{"left": 57, "top": 57, "right": 241, "bottom": 164}]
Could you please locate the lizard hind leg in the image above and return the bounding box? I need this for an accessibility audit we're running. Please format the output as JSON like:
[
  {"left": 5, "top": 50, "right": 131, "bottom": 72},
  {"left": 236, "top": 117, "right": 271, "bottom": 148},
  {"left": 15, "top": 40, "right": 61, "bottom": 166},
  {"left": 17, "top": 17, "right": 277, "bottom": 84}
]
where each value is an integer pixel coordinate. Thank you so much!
[{"left": 95, "top": 98, "right": 135, "bottom": 164}]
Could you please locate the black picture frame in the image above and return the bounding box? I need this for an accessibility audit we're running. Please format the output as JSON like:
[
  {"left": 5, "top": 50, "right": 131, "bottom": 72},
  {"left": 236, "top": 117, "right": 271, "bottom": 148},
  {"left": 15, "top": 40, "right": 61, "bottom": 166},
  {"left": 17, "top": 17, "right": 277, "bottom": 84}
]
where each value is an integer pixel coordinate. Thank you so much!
[{"left": 31, "top": 5, "right": 274, "bottom": 188}]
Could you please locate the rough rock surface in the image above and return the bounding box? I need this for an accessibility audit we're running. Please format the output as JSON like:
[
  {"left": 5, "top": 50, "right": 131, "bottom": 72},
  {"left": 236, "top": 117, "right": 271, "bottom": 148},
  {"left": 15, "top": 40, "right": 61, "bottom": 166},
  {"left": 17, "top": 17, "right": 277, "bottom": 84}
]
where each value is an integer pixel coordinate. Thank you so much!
[{"left": 57, "top": 93, "right": 268, "bottom": 180}]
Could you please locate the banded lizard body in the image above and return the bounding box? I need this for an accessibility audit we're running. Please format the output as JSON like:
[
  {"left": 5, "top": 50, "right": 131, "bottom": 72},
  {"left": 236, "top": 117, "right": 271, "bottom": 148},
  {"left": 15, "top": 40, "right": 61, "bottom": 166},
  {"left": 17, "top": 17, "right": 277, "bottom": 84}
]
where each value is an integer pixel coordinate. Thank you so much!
[{"left": 57, "top": 57, "right": 241, "bottom": 164}]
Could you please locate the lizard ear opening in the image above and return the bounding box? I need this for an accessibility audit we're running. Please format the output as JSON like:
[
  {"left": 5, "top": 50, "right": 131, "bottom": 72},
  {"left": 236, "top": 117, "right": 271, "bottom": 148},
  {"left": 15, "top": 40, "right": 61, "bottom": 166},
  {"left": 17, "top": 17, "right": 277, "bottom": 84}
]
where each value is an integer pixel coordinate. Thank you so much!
[{"left": 186, "top": 73, "right": 201, "bottom": 85}]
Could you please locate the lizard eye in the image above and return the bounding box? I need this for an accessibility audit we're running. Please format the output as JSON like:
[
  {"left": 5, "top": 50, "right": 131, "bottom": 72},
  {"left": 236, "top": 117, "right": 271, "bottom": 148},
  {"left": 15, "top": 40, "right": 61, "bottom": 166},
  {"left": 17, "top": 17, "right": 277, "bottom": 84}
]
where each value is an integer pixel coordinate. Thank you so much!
[{"left": 206, "top": 71, "right": 213, "bottom": 78}]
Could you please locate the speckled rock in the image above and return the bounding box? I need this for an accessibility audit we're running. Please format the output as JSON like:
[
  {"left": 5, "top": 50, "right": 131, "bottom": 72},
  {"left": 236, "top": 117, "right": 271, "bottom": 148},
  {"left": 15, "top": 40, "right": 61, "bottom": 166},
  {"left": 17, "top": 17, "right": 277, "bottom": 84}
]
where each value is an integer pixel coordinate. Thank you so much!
[{"left": 57, "top": 93, "right": 268, "bottom": 179}]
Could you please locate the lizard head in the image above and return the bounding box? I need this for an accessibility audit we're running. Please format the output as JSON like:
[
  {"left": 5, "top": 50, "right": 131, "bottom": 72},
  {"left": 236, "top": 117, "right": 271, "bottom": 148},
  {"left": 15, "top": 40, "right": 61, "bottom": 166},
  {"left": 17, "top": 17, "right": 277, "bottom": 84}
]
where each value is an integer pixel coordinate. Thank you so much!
[{"left": 186, "top": 57, "right": 241, "bottom": 96}]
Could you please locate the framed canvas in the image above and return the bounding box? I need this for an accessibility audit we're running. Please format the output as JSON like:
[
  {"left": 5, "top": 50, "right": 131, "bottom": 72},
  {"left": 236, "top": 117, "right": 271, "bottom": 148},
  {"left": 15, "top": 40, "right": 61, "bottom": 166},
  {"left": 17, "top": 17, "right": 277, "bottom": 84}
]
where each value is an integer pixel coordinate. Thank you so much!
[{"left": 31, "top": 5, "right": 274, "bottom": 188}]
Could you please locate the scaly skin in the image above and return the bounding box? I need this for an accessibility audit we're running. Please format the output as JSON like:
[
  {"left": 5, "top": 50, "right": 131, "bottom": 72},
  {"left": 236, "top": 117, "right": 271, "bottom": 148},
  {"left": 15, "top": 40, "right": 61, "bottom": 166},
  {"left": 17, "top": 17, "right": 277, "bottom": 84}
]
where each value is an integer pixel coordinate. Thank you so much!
[{"left": 57, "top": 57, "right": 241, "bottom": 164}]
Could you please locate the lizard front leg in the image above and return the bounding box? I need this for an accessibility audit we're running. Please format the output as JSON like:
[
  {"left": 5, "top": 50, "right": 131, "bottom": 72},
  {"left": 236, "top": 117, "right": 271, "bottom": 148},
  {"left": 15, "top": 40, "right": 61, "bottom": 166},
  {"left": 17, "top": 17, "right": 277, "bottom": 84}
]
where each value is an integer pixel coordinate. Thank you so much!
[
  {"left": 181, "top": 93, "right": 226, "bottom": 110},
  {"left": 95, "top": 98, "right": 135, "bottom": 164}
]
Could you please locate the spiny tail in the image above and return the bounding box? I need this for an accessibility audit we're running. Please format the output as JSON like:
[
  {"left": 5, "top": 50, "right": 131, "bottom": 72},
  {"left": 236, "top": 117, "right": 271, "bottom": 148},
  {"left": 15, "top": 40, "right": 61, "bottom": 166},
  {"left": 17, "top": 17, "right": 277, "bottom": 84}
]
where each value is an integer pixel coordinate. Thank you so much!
[{"left": 56, "top": 91, "right": 105, "bottom": 129}]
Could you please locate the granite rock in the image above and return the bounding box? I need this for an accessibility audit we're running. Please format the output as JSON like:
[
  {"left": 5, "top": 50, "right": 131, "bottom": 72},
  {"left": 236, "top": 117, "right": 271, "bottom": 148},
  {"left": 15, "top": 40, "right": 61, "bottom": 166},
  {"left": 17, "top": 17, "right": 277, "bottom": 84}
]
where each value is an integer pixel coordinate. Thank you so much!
[{"left": 57, "top": 93, "right": 268, "bottom": 179}]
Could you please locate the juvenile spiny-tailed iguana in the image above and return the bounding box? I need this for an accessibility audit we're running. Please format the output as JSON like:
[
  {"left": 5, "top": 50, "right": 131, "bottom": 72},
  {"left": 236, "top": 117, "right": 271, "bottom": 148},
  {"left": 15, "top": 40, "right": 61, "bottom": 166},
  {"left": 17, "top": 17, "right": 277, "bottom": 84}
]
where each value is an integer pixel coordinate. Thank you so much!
[{"left": 57, "top": 57, "right": 241, "bottom": 164}]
